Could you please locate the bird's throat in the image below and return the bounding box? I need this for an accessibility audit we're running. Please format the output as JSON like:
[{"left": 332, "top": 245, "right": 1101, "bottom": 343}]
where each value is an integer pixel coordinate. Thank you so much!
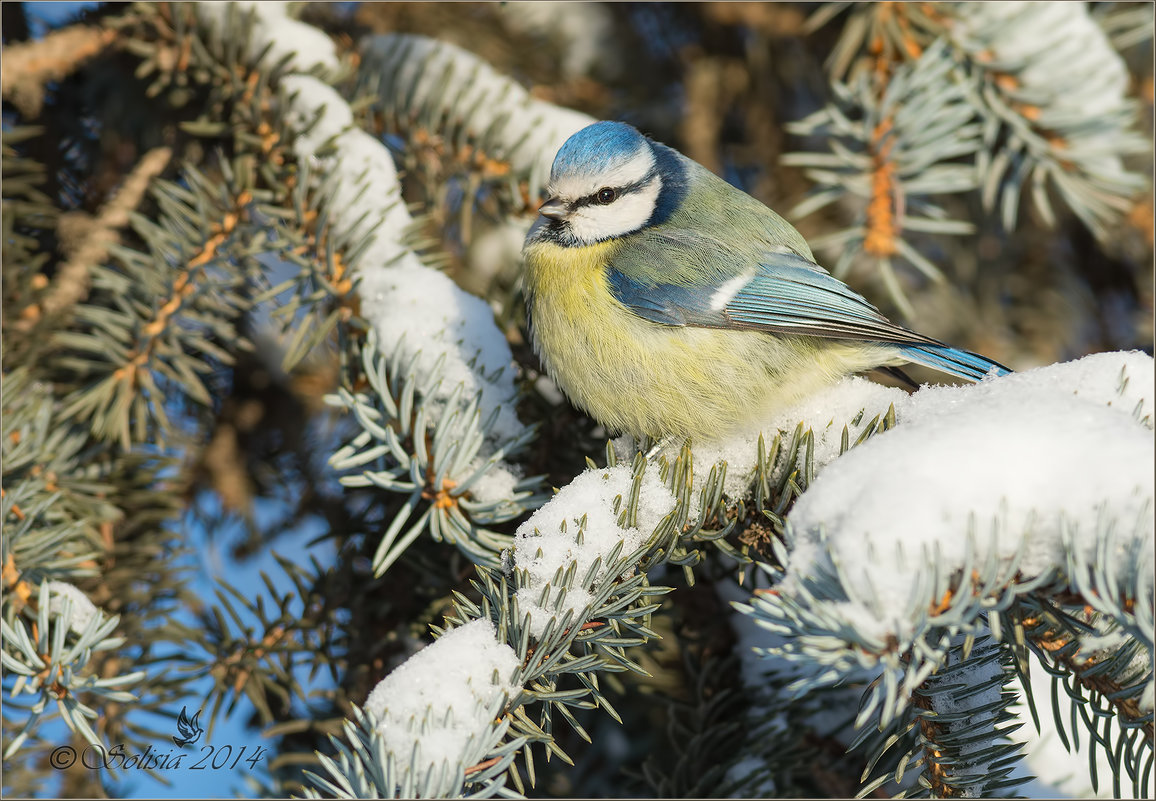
[{"left": 524, "top": 237, "right": 621, "bottom": 306}]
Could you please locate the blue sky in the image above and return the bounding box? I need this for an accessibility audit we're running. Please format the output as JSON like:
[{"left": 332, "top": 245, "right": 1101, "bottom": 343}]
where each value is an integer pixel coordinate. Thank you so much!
[
  {"left": 119, "top": 500, "right": 336, "bottom": 799},
  {"left": 23, "top": 1, "right": 101, "bottom": 36}
]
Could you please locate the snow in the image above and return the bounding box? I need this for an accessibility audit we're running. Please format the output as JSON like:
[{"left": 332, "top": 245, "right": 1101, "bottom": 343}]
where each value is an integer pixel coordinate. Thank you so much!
[
  {"left": 513, "top": 465, "right": 676, "bottom": 637},
  {"left": 360, "top": 34, "right": 595, "bottom": 194},
  {"left": 364, "top": 618, "right": 520, "bottom": 778},
  {"left": 279, "top": 76, "right": 356, "bottom": 156},
  {"left": 194, "top": 2, "right": 338, "bottom": 76},
  {"left": 779, "top": 351, "right": 1154, "bottom": 643},
  {"left": 278, "top": 75, "right": 423, "bottom": 274},
  {"left": 46, "top": 581, "right": 102, "bottom": 634},
  {"left": 361, "top": 263, "right": 524, "bottom": 442},
  {"left": 908, "top": 350, "right": 1153, "bottom": 428},
  {"left": 721, "top": 352, "right": 1152, "bottom": 795},
  {"left": 712, "top": 376, "right": 904, "bottom": 498},
  {"left": 277, "top": 77, "right": 527, "bottom": 445},
  {"left": 640, "top": 352, "right": 1152, "bottom": 511},
  {"left": 467, "top": 461, "right": 523, "bottom": 505}
]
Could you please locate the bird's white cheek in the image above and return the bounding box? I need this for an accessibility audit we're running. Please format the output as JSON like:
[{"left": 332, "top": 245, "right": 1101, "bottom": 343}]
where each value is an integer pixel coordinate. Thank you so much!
[{"left": 567, "top": 184, "right": 660, "bottom": 243}]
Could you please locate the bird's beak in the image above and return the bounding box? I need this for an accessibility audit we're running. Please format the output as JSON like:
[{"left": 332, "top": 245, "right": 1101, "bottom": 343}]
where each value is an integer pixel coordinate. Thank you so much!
[{"left": 538, "top": 197, "right": 568, "bottom": 220}]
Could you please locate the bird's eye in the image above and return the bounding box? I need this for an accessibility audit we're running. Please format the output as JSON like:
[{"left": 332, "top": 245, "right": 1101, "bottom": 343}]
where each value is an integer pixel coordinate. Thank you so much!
[{"left": 596, "top": 187, "right": 617, "bottom": 204}]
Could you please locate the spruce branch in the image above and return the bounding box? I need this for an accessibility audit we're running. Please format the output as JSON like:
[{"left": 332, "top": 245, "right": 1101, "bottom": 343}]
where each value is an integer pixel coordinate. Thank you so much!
[
  {"left": 271, "top": 72, "right": 527, "bottom": 436},
  {"left": 785, "top": 38, "right": 982, "bottom": 318},
  {"left": 250, "top": 147, "right": 366, "bottom": 373},
  {"left": 3, "top": 129, "right": 60, "bottom": 357},
  {"left": 949, "top": 2, "right": 1150, "bottom": 238},
  {"left": 193, "top": 1, "right": 342, "bottom": 82},
  {"left": 907, "top": 635, "right": 1027, "bottom": 798},
  {"left": 632, "top": 651, "right": 753, "bottom": 797},
  {"left": 55, "top": 166, "right": 267, "bottom": 449},
  {"left": 122, "top": 4, "right": 359, "bottom": 378},
  {"left": 308, "top": 405, "right": 908, "bottom": 799},
  {"left": 2, "top": 582, "right": 144, "bottom": 760},
  {"left": 302, "top": 457, "right": 683, "bottom": 798},
  {"left": 807, "top": 1, "right": 1151, "bottom": 248},
  {"left": 194, "top": 579, "right": 313, "bottom": 737},
  {"left": 265, "top": 46, "right": 548, "bottom": 577},
  {"left": 733, "top": 354, "right": 1152, "bottom": 796},
  {"left": 1094, "top": 2, "right": 1156, "bottom": 53},
  {"left": 806, "top": 2, "right": 945, "bottom": 85},
  {"left": 118, "top": 1, "right": 343, "bottom": 110},
  {"left": 2, "top": 369, "right": 118, "bottom": 594},
  {"left": 1009, "top": 587, "right": 1154, "bottom": 795},
  {"left": 328, "top": 330, "right": 544, "bottom": 577}
]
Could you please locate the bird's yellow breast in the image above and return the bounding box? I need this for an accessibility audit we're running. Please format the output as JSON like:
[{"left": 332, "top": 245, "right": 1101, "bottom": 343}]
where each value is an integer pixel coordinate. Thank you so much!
[
  {"left": 523, "top": 238, "right": 886, "bottom": 441},
  {"left": 524, "top": 238, "right": 621, "bottom": 323}
]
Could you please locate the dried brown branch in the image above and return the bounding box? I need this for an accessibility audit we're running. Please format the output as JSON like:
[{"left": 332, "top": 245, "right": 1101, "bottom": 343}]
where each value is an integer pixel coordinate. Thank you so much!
[
  {"left": 14, "top": 146, "right": 172, "bottom": 334},
  {"left": 2, "top": 552, "right": 33, "bottom": 613},
  {"left": 1, "top": 26, "right": 118, "bottom": 118}
]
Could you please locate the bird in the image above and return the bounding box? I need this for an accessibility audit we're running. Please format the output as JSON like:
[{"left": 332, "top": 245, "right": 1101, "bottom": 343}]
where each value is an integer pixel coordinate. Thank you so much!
[{"left": 522, "top": 120, "right": 1010, "bottom": 442}]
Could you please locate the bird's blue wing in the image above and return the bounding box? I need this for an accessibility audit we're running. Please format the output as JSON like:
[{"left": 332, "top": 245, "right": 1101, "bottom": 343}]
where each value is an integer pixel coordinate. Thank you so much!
[
  {"left": 607, "top": 249, "right": 1010, "bottom": 380},
  {"left": 725, "top": 253, "right": 943, "bottom": 344},
  {"left": 607, "top": 249, "right": 931, "bottom": 342},
  {"left": 605, "top": 269, "right": 699, "bottom": 326}
]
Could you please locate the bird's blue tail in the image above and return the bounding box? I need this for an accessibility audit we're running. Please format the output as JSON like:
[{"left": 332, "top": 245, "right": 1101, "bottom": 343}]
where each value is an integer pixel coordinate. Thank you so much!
[{"left": 897, "top": 344, "right": 1012, "bottom": 382}]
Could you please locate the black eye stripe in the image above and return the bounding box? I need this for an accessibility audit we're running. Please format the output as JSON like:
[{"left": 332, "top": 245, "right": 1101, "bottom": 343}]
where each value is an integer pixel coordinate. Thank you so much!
[{"left": 573, "top": 169, "right": 660, "bottom": 209}]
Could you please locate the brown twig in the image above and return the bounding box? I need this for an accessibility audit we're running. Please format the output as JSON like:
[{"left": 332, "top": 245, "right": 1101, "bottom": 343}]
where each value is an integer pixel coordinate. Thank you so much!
[
  {"left": 1, "top": 26, "right": 118, "bottom": 118},
  {"left": 464, "top": 756, "right": 501, "bottom": 776},
  {"left": 2, "top": 552, "right": 33, "bottom": 611},
  {"left": 14, "top": 146, "right": 173, "bottom": 333},
  {"left": 1022, "top": 604, "right": 1155, "bottom": 742},
  {"left": 211, "top": 623, "right": 290, "bottom": 699},
  {"left": 110, "top": 193, "right": 247, "bottom": 395},
  {"left": 864, "top": 117, "right": 899, "bottom": 257}
]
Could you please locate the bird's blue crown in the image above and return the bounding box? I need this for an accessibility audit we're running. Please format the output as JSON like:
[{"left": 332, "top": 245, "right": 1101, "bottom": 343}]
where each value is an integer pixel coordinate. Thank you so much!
[{"left": 551, "top": 121, "right": 650, "bottom": 180}]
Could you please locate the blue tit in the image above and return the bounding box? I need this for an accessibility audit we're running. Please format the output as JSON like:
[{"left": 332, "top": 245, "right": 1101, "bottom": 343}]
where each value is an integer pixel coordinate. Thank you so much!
[{"left": 522, "top": 121, "right": 1010, "bottom": 441}]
